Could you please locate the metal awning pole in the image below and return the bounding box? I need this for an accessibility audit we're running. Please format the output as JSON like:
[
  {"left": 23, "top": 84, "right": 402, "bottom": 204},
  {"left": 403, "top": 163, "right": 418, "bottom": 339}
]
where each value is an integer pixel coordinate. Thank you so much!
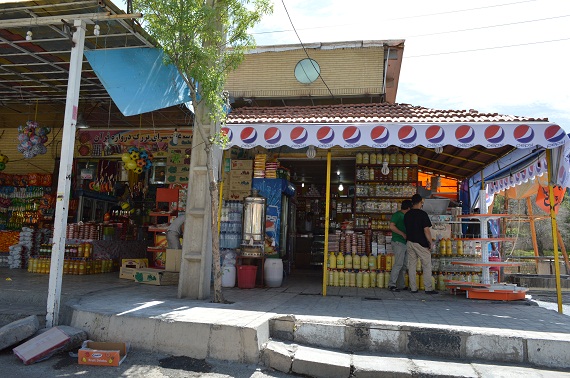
[
  {"left": 546, "top": 149, "right": 563, "bottom": 313},
  {"left": 322, "top": 150, "right": 332, "bottom": 296},
  {"left": 46, "top": 19, "right": 86, "bottom": 327}
]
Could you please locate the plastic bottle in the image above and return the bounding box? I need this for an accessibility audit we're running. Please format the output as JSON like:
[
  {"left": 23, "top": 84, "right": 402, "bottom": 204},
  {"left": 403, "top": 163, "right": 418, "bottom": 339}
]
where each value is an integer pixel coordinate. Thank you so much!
[
  {"left": 416, "top": 259, "right": 422, "bottom": 272},
  {"left": 419, "top": 273, "right": 425, "bottom": 290},
  {"left": 356, "top": 152, "right": 363, "bottom": 164},
  {"left": 386, "top": 254, "right": 393, "bottom": 271},
  {"left": 445, "top": 238, "right": 452, "bottom": 256},
  {"left": 437, "top": 272, "right": 445, "bottom": 291},
  {"left": 333, "top": 269, "right": 339, "bottom": 286},
  {"left": 339, "top": 270, "right": 345, "bottom": 287},
  {"left": 370, "top": 270, "right": 377, "bottom": 287},
  {"left": 363, "top": 271, "right": 370, "bottom": 288},
  {"left": 370, "top": 152, "right": 377, "bottom": 164},
  {"left": 368, "top": 255, "right": 377, "bottom": 270},
  {"left": 377, "top": 271, "right": 385, "bottom": 288},
  {"left": 328, "top": 252, "right": 337, "bottom": 269},
  {"left": 328, "top": 269, "right": 334, "bottom": 286},
  {"left": 345, "top": 253, "right": 353, "bottom": 269},
  {"left": 384, "top": 271, "right": 390, "bottom": 288},
  {"left": 349, "top": 271, "right": 356, "bottom": 287},
  {"left": 360, "top": 254, "right": 368, "bottom": 270},
  {"left": 353, "top": 254, "right": 361, "bottom": 270},
  {"left": 336, "top": 253, "right": 344, "bottom": 269}
]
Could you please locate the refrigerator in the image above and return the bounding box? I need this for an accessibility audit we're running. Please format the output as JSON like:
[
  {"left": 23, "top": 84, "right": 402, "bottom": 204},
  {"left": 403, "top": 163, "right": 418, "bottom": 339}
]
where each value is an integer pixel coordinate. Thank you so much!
[{"left": 252, "top": 178, "right": 295, "bottom": 259}]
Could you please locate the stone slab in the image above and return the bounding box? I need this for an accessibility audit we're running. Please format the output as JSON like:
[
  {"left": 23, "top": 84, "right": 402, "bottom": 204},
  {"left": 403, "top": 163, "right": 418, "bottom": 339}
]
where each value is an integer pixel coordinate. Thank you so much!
[
  {"left": 291, "top": 344, "right": 351, "bottom": 378},
  {"left": 0, "top": 315, "right": 39, "bottom": 351},
  {"left": 352, "top": 354, "right": 412, "bottom": 378}
]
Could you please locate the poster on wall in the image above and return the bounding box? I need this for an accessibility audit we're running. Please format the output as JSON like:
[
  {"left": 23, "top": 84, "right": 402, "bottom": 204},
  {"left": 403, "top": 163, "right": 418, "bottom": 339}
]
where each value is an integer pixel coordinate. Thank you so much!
[{"left": 75, "top": 129, "right": 192, "bottom": 158}]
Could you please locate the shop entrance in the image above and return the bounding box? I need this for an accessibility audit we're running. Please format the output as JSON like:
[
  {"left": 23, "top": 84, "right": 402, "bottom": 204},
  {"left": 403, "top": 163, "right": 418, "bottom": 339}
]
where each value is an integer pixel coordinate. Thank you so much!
[{"left": 278, "top": 158, "right": 355, "bottom": 271}]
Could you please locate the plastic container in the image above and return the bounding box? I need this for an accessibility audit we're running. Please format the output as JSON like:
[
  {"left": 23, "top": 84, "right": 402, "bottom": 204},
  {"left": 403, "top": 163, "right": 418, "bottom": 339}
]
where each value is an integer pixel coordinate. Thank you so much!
[
  {"left": 264, "top": 258, "right": 283, "bottom": 287},
  {"left": 237, "top": 265, "right": 257, "bottom": 289},
  {"left": 222, "top": 265, "right": 236, "bottom": 287}
]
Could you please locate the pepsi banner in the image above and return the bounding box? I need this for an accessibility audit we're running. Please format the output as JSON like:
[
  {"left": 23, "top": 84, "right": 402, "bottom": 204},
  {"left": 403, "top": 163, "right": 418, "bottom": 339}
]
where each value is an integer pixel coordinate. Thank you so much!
[{"left": 222, "top": 122, "right": 567, "bottom": 150}]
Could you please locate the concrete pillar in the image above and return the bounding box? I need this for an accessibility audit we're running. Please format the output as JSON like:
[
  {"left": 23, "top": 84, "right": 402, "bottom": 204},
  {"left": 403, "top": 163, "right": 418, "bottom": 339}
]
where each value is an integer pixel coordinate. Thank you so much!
[{"left": 177, "top": 102, "right": 221, "bottom": 299}]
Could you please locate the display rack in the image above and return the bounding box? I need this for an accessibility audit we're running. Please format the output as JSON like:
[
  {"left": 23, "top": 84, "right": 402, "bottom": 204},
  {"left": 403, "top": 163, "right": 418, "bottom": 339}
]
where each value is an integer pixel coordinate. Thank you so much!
[{"left": 354, "top": 162, "right": 418, "bottom": 230}]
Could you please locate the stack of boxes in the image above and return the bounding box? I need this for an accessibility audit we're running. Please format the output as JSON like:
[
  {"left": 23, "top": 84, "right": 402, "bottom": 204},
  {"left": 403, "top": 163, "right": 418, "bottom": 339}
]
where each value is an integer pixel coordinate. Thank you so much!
[
  {"left": 223, "top": 159, "right": 253, "bottom": 201},
  {"left": 253, "top": 154, "right": 266, "bottom": 178}
]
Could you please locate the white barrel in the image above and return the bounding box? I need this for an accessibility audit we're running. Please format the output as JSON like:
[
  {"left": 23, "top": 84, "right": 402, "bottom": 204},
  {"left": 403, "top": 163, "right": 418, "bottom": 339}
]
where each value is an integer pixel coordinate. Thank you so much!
[
  {"left": 221, "top": 265, "right": 236, "bottom": 287},
  {"left": 264, "top": 258, "right": 283, "bottom": 287}
]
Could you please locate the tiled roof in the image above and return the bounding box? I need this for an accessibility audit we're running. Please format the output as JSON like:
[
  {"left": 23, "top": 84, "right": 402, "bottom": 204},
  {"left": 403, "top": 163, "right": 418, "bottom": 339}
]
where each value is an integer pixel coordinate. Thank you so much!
[{"left": 227, "top": 103, "right": 548, "bottom": 124}]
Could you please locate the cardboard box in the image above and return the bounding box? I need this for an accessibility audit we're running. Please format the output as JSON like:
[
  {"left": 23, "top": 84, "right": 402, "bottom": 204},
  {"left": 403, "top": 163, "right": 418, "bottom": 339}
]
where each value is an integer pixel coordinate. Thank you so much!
[
  {"left": 229, "top": 170, "right": 252, "bottom": 190},
  {"left": 430, "top": 223, "right": 452, "bottom": 240},
  {"left": 230, "top": 169, "right": 253, "bottom": 178},
  {"left": 165, "top": 249, "right": 182, "bottom": 272},
  {"left": 134, "top": 268, "right": 179, "bottom": 285},
  {"left": 121, "top": 258, "right": 148, "bottom": 269},
  {"left": 224, "top": 190, "right": 250, "bottom": 201},
  {"left": 231, "top": 159, "right": 253, "bottom": 170},
  {"left": 119, "top": 266, "right": 137, "bottom": 280},
  {"left": 78, "top": 341, "right": 129, "bottom": 367},
  {"left": 13, "top": 326, "right": 71, "bottom": 365}
]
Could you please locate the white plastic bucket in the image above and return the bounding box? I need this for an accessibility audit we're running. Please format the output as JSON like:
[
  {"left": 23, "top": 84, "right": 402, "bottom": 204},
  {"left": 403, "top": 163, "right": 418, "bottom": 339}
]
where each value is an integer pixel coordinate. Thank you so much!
[
  {"left": 222, "top": 265, "right": 236, "bottom": 288},
  {"left": 264, "top": 258, "right": 283, "bottom": 287}
]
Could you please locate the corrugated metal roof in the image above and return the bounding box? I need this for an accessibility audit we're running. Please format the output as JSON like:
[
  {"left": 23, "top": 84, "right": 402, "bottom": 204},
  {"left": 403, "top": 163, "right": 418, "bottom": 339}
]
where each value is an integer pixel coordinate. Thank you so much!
[{"left": 0, "top": 0, "right": 192, "bottom": 129}]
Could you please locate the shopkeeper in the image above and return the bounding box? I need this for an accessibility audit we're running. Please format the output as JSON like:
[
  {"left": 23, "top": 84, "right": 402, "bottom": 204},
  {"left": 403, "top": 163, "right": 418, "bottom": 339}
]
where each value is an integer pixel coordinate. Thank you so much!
[{"left": 166, "top": 215, "right": 185, "bottom": 249}]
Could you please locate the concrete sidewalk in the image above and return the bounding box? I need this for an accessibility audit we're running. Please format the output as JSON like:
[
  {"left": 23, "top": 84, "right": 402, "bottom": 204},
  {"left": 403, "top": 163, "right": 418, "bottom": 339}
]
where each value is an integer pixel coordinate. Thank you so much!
[{"left": 1, "top": 267, "right": 570, "bottom": 375}]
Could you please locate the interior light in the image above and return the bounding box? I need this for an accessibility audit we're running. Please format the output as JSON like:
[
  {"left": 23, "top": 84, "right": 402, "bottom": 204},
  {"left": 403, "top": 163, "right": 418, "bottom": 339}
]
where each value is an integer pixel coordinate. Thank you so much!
[
  {"left": 338, "top": 183, "right": 344, "bottom": 192},
  {"left": 306, "top": 145, "right": 316, "bottom": 159},
  {"left": 26, "top": 30, "right": 32, "bottom": 41},
  {"left": 94, "top": 24, "right": 101, "bottom": 36},
  {"left": 301, "top": 182, "right": 305, "bottom": 188}
]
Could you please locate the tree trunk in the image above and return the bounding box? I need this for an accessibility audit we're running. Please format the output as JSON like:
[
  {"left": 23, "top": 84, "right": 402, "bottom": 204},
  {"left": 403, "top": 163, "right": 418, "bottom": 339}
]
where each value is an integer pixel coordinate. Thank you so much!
[{"left": 207, "top": 148, "right": 224, "bottom": 303}]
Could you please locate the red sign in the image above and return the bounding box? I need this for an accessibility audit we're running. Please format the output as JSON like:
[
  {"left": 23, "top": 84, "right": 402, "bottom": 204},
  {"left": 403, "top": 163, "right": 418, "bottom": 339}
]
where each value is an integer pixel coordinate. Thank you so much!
[{"left": 535, "top": 185, "right": 566, "bottom": 214}]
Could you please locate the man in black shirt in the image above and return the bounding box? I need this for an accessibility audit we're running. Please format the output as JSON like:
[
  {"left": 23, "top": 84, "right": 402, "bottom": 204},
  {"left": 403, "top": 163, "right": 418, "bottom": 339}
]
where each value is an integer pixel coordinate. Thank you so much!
[{"left": 404, "top": 194, "right": 438, "bottom": 294}]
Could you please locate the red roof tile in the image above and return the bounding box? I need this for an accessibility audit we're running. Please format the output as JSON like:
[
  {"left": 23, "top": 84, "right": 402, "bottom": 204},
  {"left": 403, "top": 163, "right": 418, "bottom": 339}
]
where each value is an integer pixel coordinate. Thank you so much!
[{"left": 227, "top": 103, "right": 548, "bottom": 124}]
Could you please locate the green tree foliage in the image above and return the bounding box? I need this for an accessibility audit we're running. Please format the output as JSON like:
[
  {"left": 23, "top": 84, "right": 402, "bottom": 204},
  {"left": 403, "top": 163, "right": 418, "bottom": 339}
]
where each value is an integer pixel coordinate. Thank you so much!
[{"left": 132, "top": 0, "right": 272, "bottom": 302}]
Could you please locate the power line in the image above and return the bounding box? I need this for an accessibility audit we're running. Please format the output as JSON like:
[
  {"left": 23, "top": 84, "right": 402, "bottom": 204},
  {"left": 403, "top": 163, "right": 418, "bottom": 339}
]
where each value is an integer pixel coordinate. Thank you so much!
[
  {"left": 280, "top": 0, "right": 335, "bottom": 98},
  {"left": 406, "top": 37, "right": 570, "bottom": 58},
  {"left": 253, "top": 0, "right": 538, "bottom": 36},
  {"left": 406, "top": 14, "right": 570, "bottom": 39}
]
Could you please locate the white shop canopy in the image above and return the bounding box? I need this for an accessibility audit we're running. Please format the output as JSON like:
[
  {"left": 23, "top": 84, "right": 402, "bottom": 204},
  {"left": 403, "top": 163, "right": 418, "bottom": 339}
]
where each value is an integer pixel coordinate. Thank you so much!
[{"left": 225, "top": 103, "right": 568, "bottom": 310}]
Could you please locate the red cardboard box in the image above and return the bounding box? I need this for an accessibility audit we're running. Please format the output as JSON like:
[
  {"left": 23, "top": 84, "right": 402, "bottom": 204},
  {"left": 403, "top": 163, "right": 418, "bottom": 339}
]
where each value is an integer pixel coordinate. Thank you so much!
[{"left": 78, "top": 341, "right": 129, "bottom": 366}]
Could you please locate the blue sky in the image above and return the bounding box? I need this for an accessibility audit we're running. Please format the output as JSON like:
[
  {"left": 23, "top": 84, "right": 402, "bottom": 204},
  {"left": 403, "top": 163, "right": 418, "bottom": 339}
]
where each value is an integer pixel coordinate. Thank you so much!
[{"left": 117, "top": 0, "right": 570, "bottom": 131}]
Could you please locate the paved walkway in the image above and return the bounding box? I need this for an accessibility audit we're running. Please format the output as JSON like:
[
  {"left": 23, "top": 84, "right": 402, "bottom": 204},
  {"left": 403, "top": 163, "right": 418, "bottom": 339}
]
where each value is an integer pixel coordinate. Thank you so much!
[{"left": 2, "top": 267, "right": 569, "bottom": 334}]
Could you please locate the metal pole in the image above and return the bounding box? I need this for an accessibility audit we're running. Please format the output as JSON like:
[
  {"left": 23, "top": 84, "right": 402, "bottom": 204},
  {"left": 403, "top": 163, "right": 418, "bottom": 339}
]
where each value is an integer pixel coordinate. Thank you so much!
[
  {"left": 546, "top": 149, "right": 563, "bottom": 313},
  {"left": 322, "top": 150, "right": 331, "bottom": 296},
  {"left": 46, "top": 19, "right": 86, "bottom": 327}
]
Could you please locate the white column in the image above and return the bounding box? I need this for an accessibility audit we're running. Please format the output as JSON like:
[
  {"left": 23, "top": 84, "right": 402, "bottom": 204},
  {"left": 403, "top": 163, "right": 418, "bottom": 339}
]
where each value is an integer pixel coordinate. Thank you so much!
[{"left": 46, "top": 19, "right": 86, "bottom": 327}]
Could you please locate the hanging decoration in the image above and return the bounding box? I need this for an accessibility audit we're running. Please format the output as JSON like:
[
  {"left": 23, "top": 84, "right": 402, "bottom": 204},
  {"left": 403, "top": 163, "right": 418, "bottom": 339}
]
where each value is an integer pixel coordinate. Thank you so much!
[
  {"left": 121, "top": 147, "right": 153, "bottom": 175},
  {"left": 17, "top": 121, "right": 50, "bottom": 158},
  {"left": 0, "top": 153, "right": 9, "bottom": 171}
]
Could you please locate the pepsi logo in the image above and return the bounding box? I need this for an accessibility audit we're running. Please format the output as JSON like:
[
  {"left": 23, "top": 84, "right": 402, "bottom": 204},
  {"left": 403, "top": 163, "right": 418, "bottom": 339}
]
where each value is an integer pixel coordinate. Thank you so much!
[
  {"left": 455, "top": 125, "right": 475, "bottom": 144},
  {"left": 521, "top": 169, "right": 528, "bottom": 182},
  {"left": 513, "top": 125, "right": 534, "bottom": 144},
  {"left": 398, "top": 126, "right": 417, "bottom": 144},
  {"left": 317, "top": 126, "right": 335, "bottom": 144},
  {"left": 264, "top": 127, "right": 281, "bottom": 144},
  {"left": 425, "top": 125, "right": 445, "bottom": 144},
  {"left": 527, "top": 164, "right": 535, "bottom": 177},
  {"left": 290, "top": 127, "right": 308, "bottom": 144},
  {"left": 370, "top": 126, "right": 389, "bottom": 144},
  {"left": 221, "top": 127, "right": 232, "bottom": 142},
  {"left": 544, "top": 125, "right": 566, "bottom": 144},
  {"left": 342, "top": 126, "right": 361, "bottom": 144},
  {"left": 240, "top": 127, "right": 257, "bottom": 144},
  {"left": 484, "top": 125, "right": 505, "bottom": 144}
]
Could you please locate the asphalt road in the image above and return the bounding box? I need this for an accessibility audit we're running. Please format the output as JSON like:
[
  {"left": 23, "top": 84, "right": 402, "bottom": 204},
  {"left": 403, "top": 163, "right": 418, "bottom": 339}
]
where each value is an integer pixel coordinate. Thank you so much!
[{"left": 0, "top": 348, "right": 293, "bottom": 378}]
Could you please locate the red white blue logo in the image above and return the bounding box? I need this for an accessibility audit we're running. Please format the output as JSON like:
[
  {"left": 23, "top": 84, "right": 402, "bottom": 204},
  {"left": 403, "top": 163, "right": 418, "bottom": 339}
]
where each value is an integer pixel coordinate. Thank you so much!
[
  {"left": 342, "top": 126, "right": 361, "bottom": 144},
  {"left": 513, "top": 125, "right": 534, "bottom": 144},
  {"left": 290, "top": 127, "right": 308, "bottom": 144},
  {"left": 544, "top": 125, "right": 566, "bottom": 144},
  {"left": 484, "top": 125, "right": 505, "bottom": 144},
  {"left": 455, "top": 125, "right": 475, "bottom": 144},
  {"left": 240, "top": 127, "right": 257, "bottom": 144},
  {"left": 317, "top": 126, "right": 335, "bottom": 144},
  {"left": 425, "top": 125, "right": 445, "bottom": 144},
  {"left": 370, "top": 126, "right": 389, "bottom": 144},
  {"left": 527, "top": 164, "right": 535, "bottom": 177},
  {"left": 221, "top": 127, "right": 232, "bottom": 142},
  {"left": 264, "top": 127, "right": 281, "bottom": 144},
  {"left": 398, "top": 126, "right": 417, "bottom": 144}
]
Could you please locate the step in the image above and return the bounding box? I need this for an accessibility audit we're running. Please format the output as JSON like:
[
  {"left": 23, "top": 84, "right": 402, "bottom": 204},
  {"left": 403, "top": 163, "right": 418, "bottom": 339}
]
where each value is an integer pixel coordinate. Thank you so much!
[
  {"left": 268, "top": 314, "right": 570, "bottom": 369},
  {"left": 261, "top": 340, "right": 570, "bottom": 378}
]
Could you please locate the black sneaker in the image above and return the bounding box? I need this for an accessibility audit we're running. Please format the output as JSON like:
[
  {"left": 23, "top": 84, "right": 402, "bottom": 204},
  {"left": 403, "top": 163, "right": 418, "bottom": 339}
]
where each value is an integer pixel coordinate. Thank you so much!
[
  {"left": 425, "top": 290, "right": 439, "bottom": 294},
  {"left": 388, "top": 286, "right": 400, "bottom": 292},
  {"left": 410, "top": 290, "right": 419, "bottom": 293}
]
